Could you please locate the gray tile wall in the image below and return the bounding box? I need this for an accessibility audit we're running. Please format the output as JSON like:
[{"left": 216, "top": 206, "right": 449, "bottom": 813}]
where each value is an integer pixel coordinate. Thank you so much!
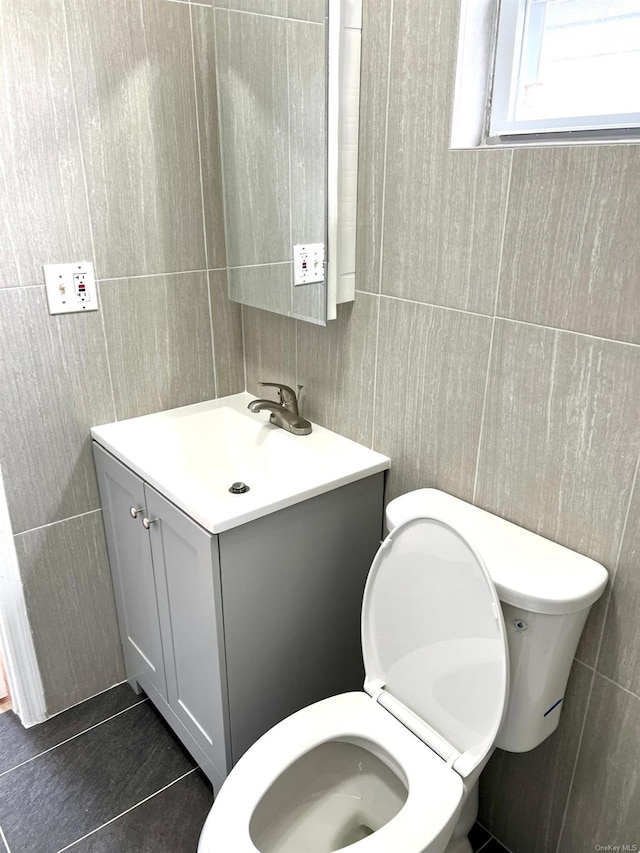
[
  {"left": 0, "top": 0, "right": 242, "bottom": 717},
  {"left": 244, "top": 1, "right": 640, "bottom": 850}
]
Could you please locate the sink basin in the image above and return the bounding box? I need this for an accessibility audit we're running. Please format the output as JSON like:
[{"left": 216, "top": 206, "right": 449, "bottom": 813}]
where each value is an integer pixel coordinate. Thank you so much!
[{"left": 91, "top": 393, "right": 390, "bottom": 533}]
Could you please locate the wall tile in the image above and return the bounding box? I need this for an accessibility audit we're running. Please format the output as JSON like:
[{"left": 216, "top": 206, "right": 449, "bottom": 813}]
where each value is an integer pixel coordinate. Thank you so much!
[
  {"left": 214, "top": 9, "right": 290, "bottom": 266},
  {"left": 599, "top": 466, "right": 640, "bottom": 694},
  {"left": 498, "top": 146, "right": 640, "bottom": 345},
  {"left": 100, "top": 272, "right": 215, "bottom": 420},
  {"left": 0, "top": 287, "right": 115, "bottom": 533},
  {"left": 373, "top": 298, "right": 492, "bottom": 503},
  {"left": 215, "top": 0, "right": 288, "bottom": 14},
  {"left": 14, "top": 512, "right": 124, "bottom": 716},
  {"left": 66, "top": 0, "right": 205, "bottom": 278},
  {"left": 475, "top": 320, "right": 640, "bottom": 664},
  {"left": 0, "top": 0, "right": 93, "bottom": 288},
  {"left": 289, "top": 20, "right": 325, "bottom": 250},
  {"left": 243, "top": 306, "right": 297, "bottom": 397},
  {"left": 479, "top": 660, "right": 592, "bottom": 853},
  {"left": 191, "top": 4, "right": 227, "bottom": 270},
  {"left": 297, "top": 294, "right": 377, "bottom": 445},
  {"left": 209, "top": 270, "right": 245, "bottom": 397},
  {"left": 288, "top": 0, "right": 325, "bottom": 22},
  {"left": 380, "top": 0, "right": 511, "bottom": 313},
  {"left": 355, "top": 0, "right": 392, "bottom": 294},
  {"left": 228, "top": 264, "right": 292, "bottom": 316},
  {"left": 560, "top": 674, "right": 640, "bottom": 849}
]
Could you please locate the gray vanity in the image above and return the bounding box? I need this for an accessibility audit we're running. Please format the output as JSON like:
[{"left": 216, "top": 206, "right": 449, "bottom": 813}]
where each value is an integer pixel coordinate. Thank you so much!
[{"left": 92, "top": 393, "right": 389, "bottom": 792}]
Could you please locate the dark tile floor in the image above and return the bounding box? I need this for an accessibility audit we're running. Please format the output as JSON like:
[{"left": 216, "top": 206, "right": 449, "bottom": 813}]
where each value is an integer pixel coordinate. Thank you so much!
[
  {"left": 0, "top": 685, "right": 213, "bottom": 852},
  {"left": 0, "top": 684, "right": 512, "bottom": 852}
]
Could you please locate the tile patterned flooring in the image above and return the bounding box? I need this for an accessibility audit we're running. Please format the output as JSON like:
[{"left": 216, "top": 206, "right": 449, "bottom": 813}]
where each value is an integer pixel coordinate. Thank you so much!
[
  {"left": 0, "top": 683, "right": 512, "bottom": 852},
  {"left": 0, "top": 685, "right": 212, "bottom": 852}
]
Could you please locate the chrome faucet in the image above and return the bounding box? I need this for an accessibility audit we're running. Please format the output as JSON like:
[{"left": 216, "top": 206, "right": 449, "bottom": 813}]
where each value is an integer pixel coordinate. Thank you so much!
[{"left": 247, "top": 382, "right": 312, "bottom": 436}]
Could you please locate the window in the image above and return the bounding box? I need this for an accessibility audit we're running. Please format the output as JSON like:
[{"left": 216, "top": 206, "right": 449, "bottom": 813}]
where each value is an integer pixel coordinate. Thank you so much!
[{"left": 489, "top": 0, "right": 640, "bottom": 141}]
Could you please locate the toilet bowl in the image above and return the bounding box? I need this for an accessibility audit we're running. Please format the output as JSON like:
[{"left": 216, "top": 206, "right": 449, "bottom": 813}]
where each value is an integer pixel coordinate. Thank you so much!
[{"left": 198, "top": 491, "right": 608, "bottom": 853}]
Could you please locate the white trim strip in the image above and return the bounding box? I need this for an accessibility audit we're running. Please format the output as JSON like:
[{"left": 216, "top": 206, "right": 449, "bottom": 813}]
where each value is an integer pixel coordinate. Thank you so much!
[{"left": 0, "top": 466, "right": 45, "bottom": 727}]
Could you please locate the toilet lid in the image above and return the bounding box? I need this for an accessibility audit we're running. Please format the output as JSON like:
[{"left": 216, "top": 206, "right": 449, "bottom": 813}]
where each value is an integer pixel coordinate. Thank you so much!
[{"left": 361, "top": 515, "right": 509, "bottom": 779}]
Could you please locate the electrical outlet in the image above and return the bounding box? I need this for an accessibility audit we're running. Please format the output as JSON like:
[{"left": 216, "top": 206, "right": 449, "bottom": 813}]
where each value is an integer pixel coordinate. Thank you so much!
[
  {"left": 293, "top": 243, "right": 325, "bottom": 285},
  {"left": 43, "top": 262, "right": 98, "bottom": 315}
]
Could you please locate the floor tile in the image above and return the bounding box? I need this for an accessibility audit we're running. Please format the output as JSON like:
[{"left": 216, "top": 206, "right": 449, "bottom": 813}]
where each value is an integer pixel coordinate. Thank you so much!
[
  {"left": 0, "top": 684, "right": 143, "bottom": 775},
  {"left": 0, "top": 702, "right": 195, "bottom": 853},
  {"left": 469, "top": 821, "right": 492, "bottom": 851},
  {"left": 68, "top": 770, "right": 213, "bottom": 852}
]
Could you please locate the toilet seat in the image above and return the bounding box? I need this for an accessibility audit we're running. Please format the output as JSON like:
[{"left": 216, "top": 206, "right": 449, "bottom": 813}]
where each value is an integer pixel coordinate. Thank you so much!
[{"left": 198, "top": 691, "right": 465, "bottom": 853}]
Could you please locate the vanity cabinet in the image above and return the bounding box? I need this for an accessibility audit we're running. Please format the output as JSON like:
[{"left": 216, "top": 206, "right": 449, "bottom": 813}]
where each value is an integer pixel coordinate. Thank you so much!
[
  {"left": 95, "top": 445, "right": 229, "bottom": 785},
  {"left": 93, "top": 441, "right": 385, "bottom": 794}
]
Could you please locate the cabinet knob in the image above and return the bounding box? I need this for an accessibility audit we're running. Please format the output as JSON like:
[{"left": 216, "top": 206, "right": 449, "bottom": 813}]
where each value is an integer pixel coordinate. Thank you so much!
[
  {"left": 142, "top": 517, "right": 158, "bottom": 530},
  {"left": 130, "top": 507, "right": 144, "bottom": 519}
]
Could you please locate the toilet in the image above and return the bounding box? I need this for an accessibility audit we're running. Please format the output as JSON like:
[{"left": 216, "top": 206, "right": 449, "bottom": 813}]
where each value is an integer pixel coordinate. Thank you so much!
[{"left": 198, "top": 489, "right": 608, "bottom": 853}]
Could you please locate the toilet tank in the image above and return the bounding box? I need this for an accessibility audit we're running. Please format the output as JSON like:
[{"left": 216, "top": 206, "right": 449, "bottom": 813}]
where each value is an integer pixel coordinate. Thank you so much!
[{"left": 385, "top": 489, "right": 608, "bottom": 753}]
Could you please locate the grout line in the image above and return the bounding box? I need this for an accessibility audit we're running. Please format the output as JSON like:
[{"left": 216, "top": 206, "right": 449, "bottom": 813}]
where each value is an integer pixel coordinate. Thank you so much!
[
  {"left": 98, "top": 268, "right": 213, "bottom": 283},
  {"left": 13, "top": 509, "right": 101, "bottom": 538},
  {"left": 0, "top": 699, "right": 148, "bottom": 779},
  {"left": 596, "top": 670, "right": 640, "bottom": 701},
  {"left": 375, "top": 0, "right": 395, "bottom": 297},
  {"left": 470, "top": 148, "right": 511, "bottom": 505},
  {"left": 553, "top": 451, "right": 640, "bottom": 849},
  {"left": 55, "top": 768, "right": 198, "bottom": 852},
  {"left": 472, "top": 317, "right": 496, "bottom": 504},
  {"left": 227, "top": 261, "right": 291, "bottom": 271},
  {"left": 60, "top": 0, "right": 97, "bottom": 276},
  {"left": 369, "top": 0, "right": 395, "bottom": 451},
  {"left": 96, "top": 282, "right": 118, "bottom": 421},
  {"left": 189, "top": 2, "right": 210, "bottom": 274},
  {"left": 377, "top": 291, "right": 491, "bottom": 318},
  {"left": 240, "top": 305, "right": 248, "bottom": 392},
  {"left": 591, "top": 450, "right": 640, "bottom": 668},
  {"left": 223, "top": 8, "right": 324, "bottom": 25},
  {"left": 61, "top": 0, "right": 118, "bottom": 422},
  {"left": 0, "top": 283, "right": 44, "bottom": 291},
  {"left": 187, "top": 2, "right": 219, "bottom": 398},
  {"left": 555, "top": 672, "right": 597, "bottom": 851},
  {"left": 369, "top": 294, "right": 382, "bottom": 451},
  {"left": 495, "top": 315, "right": 640, "bottom": 349},
  {"left": 492, "top": 149, "right": 514, "bottom": 317},
  {"left": 0, "top": 825, "right": 11, "bottom": 853},
  {"left": 285, "top": 19, "right": 294, "bottom": 321}
]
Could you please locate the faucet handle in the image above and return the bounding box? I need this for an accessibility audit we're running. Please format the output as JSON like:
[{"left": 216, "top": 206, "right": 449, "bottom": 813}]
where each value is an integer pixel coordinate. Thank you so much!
[{"left": 258, "top": 381, "right": 299, "bottom": 414}]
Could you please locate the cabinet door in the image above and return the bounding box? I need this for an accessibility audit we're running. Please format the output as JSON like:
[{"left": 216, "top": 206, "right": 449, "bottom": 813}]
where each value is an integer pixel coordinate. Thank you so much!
[
  {"left": 93, "top": 444, "right": 167, "bottom": 699},
  {"left": 145, "top": 485, "right": 230, "bottom": 777}
]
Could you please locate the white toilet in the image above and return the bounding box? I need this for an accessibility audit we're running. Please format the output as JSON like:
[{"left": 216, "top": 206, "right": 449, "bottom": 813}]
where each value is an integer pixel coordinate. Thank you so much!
[{"left": 198, "top": 489, "right": 608, "bottom": 853}]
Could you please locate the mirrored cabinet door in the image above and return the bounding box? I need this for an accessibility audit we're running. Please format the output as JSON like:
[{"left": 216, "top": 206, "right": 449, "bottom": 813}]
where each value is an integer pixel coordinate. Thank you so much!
[{"left": 213, "top": 0, "right": 360, "bottom": 325}]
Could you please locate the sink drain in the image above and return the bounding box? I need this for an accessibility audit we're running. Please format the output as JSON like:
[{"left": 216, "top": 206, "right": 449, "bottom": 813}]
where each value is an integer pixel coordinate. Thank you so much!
[{"left": 229, "top": 481, "right": 250, "bottom": 494}]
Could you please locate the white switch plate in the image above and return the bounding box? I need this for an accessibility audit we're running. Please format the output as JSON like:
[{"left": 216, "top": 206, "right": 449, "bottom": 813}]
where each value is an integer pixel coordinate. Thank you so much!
[
  {"left": 43, "top": 261, "right": 98, "bottom": 315},
  {"left": 293, "top": 243, "right": 325, "bottom": 285}
]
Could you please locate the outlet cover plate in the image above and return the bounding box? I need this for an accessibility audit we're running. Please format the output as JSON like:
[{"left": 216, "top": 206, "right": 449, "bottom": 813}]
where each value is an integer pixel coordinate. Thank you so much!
[
  {"left": 43, "top": 261, "right": 98, "bottom": 315},
  {"left": 293, "top": 243, "right": 325, "bottom": 285}
]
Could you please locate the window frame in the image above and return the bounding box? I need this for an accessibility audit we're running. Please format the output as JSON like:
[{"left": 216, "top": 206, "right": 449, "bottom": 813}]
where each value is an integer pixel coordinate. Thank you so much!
[{"left": 487, "top": 0, "right": 640, "bottom": 143}]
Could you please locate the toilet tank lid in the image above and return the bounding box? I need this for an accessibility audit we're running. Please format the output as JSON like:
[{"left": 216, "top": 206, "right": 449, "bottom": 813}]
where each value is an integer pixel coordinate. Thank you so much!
[{"left": 385, "top": 490, "right": 608, "bottom": 616}]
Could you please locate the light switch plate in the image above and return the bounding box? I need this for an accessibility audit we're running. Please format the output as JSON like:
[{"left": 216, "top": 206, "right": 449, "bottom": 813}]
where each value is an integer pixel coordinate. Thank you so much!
[
  {"left": 293, "top": 243, "right": 325, "bottom": 285},
  {"left": 43, "top": 262, "right": 98, "bottom": 315}
]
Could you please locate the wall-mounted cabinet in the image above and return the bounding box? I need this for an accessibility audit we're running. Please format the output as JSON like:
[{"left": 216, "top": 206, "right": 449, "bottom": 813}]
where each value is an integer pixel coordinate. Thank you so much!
[{"left": 213, "top": 0, "right": 362, "bottom": 324}]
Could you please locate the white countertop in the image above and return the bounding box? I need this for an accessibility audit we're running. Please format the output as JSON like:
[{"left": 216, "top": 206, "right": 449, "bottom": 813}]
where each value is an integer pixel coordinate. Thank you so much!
[{"left": 92, "top": 393, "right": 390, "bottom": 534}]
